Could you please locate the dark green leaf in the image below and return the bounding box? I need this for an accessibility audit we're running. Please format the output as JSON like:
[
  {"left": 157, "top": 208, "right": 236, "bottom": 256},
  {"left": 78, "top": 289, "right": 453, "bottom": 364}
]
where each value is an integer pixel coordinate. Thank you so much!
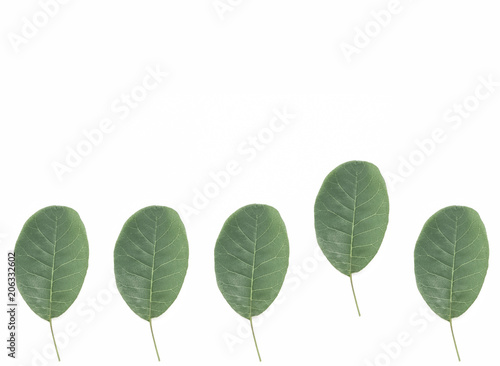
[
  {"left": 414, "top": 206, "right": 489, "bottom": 361},
  {"left": 15, "top": 206, "right": 89, "bottom": 360},
  {"left": 114, "top": 206, "right": 189, "bottom": 361},
  {"left": 314, "top": 161, "right": 389, "bottom": 315},
  {"left": 215, "top": 204, "right": 289, "bottom": 361}
]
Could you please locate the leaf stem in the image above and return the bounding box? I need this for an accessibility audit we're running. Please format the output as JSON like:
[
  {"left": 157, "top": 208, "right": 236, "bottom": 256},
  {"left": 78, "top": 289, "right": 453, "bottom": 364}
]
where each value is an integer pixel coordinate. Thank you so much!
[
  {"left": 450, "top": 320, "right": 461, "bottom": 362},
  {"left": 250, "top": 318, "right": 262, "bottom": 362},
  {"left": 150, "top": 320, "right": 160, "bottom": 361},
  {"left": 49, "top": 319, "right": 61, "bottom": 362},
  {"left": 350, "top": 274, "right": 361, "bottom": 317}
]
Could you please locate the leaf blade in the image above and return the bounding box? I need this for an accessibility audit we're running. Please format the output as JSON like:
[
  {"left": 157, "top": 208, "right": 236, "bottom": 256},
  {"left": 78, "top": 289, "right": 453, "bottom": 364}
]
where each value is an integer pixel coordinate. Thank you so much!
[
  {"left": 414, "top": 206, "right": 489, "bottom": 321},
  {"left": 15, "top": 206, "right": 89, "bottom": 321},
  {"left": 114, "top": 206, "right": 189, "bottom": 321},
  {"left": 214, "top": 204, "right": 289, "bottom": 319},
  {"left": 314, "top": 161, "right": 389, "bottom": 276}
]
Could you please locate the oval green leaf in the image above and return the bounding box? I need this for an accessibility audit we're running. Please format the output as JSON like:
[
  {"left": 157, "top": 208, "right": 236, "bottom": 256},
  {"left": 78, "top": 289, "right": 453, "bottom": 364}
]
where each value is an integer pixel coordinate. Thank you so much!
[
  {"left": 214, "top": 204, "right": 289, "bottom": 361},
  {"left": 314, "top": 161, "right": 389, "bottom": 316},
  {"left": 414, "top": 206, "right": 489, "bottom": 361},
  {"left": 15, "top": 206, "right": 89, "bottom": 361},
  {"left": 114, "top": 206, "right": 189, "bottom": 361}
]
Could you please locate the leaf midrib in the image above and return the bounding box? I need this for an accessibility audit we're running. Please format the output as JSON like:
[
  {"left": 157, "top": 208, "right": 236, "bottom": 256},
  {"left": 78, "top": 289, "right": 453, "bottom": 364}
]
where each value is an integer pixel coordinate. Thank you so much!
[
  {"left": 248, "top": 212, "right": 259, "bottom": 319},
  {"left": 48, "top": 215, "right": 58, "bottom": 321},
  {"left": 349, "top": 173, "right": 358, "bottom": 276},
  {"left": 448, "top": 217, "right": 459, "bottom": 321},
  {"left": 148, "top": 216, "right": 158, "bottom": 321}
]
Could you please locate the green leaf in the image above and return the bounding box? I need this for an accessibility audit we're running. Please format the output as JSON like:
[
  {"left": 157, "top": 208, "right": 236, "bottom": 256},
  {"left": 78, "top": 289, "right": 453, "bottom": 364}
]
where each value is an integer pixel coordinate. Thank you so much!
[
  {"left": 114, "top": 206, "right": 189, "bottom": 361},
  {"left": 314, "top": 161, "right": 389, "bottom": 316},
  {"left": 214, "top": 204, "right": 289, "bottom": 361},
  {"left": 15, "top": 206, "right": 89, "bottom": 361},
  {"left": 414, "top": 206, "right": 489, "bottom": 361}
]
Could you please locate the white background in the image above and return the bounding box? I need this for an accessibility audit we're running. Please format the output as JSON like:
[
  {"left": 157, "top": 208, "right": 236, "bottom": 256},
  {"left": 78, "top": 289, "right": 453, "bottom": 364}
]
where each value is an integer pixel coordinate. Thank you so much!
[{"left": 1, "top": 1, "right": 499, "bottom": 365}]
